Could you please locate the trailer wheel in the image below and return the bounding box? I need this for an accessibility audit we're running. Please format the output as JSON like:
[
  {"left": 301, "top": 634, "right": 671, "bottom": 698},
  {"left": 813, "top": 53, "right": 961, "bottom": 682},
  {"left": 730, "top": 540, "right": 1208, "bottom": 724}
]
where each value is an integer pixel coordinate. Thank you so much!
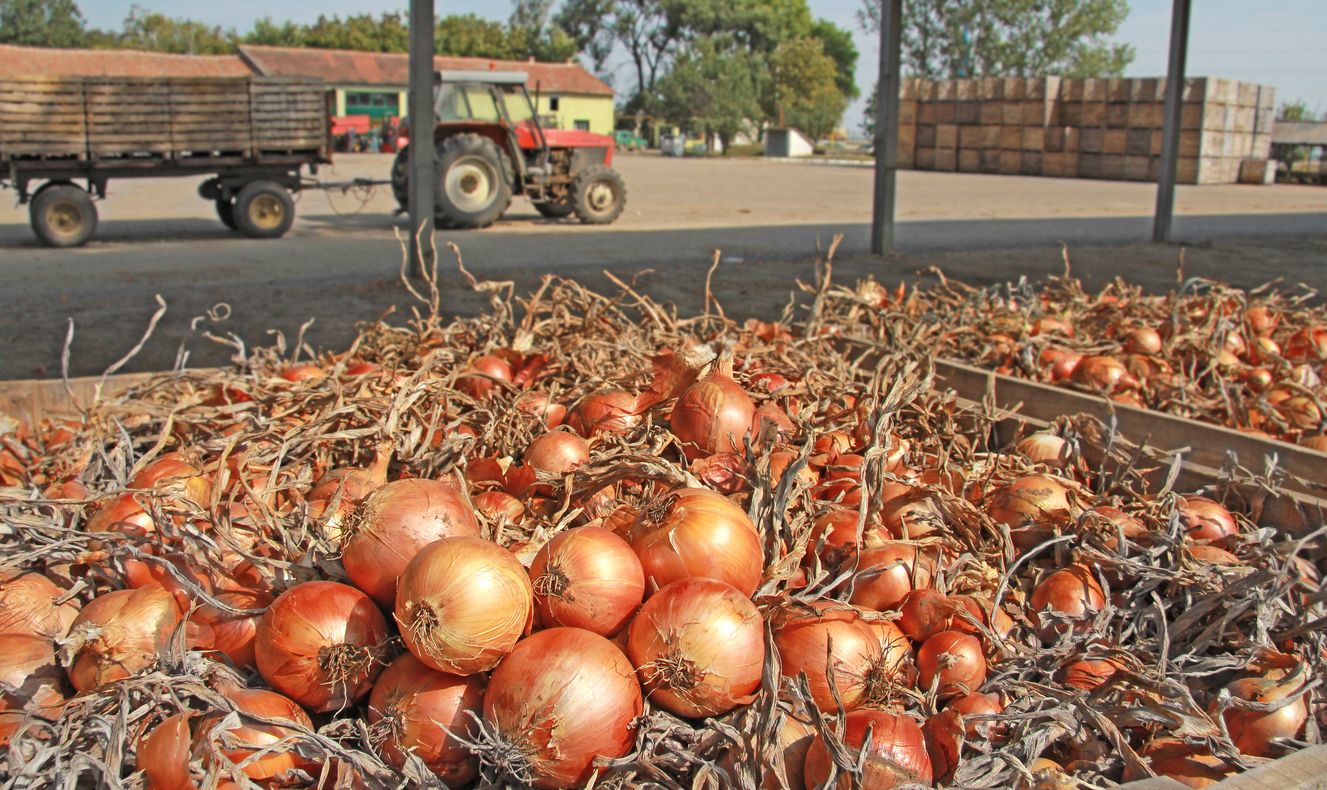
[
  {"left": 235, "top": 181, "right": 295, "bottom": 239},
  {"left": 434, "top": 134, "right": 513, "bottom": 229},
  {"left": 30, "top": 184, "right": 98, "bottom": 248},
  {"left": 571, "top": 165, "right": 626, "bottom": 225},
  {"left": 216, "top": 198, "right": 238, "bottom": 231}
]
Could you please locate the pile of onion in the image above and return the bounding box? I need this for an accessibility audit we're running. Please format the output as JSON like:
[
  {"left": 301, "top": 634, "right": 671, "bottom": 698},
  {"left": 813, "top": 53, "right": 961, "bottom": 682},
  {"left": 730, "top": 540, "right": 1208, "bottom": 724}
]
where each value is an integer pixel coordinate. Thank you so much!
[
  {"left": 631, "top": 488, "right": 763, "bottom": 597},
  {"left": 483, "top": 627, "right": 642, "bottom": 789},
  {"left": 670, "top": 361, "right": 756, "bottom": 461},
  {"left": 773, "top": 603, "right": 913, "bottom": 713},
  {"left": 804, "top": 709, "right": 932, "bottom": 789},
  {"left": 396, "top": 536, "right": 533, "bottom": 674},
  {"left": 255, "top": 580, "right": 389, "bottom": 712},
  {"left": 207, "top": 681, "right": 315, "bottom": 780},
  {"left": 626, "top": 577, "right": 763, "bottom": 717},
  {"left": 66, "top": 585, "right": 182, "bottom": 693},
  {"left": 367, "top": 652, "right": 485, "bottom": 785},
  {"left": 529, "top": 526, "right": 644, "bottom": 637},
  {"left": 1028, "top": 566, "right": 1107, "bottom": 641},
  {"left": 0, "top": 571, "right": 79, "bottom": 639}
]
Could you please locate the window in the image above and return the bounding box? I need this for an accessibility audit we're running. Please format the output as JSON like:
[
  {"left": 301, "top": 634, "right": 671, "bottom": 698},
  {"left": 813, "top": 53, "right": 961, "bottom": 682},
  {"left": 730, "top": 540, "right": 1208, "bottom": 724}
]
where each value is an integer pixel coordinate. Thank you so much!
[
  {"left": 549, "top": 97, "right": 560, "bottom": 112},
  {"left": 574, "top": 120, "right": 590, "bottom": 131}
]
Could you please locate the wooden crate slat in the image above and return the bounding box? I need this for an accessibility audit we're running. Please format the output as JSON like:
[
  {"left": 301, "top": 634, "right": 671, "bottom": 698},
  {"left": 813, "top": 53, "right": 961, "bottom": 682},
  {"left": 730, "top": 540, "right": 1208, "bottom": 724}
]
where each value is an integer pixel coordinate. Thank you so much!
[
  {"left": 88, "top": 143, "right": 175, "bottom": 153},
  {"left": 0, "top": 121, "right": 85, "bottom": 132},
  {"left": 0, "top": 110, "right": 86, "bottom": 123}
]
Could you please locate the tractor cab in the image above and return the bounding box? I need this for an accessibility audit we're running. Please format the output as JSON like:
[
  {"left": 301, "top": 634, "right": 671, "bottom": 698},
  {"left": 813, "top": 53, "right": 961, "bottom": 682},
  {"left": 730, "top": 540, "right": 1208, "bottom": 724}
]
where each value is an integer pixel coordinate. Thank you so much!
[{"left": 390, "top": 70, "right": 626, "bottom": 229}]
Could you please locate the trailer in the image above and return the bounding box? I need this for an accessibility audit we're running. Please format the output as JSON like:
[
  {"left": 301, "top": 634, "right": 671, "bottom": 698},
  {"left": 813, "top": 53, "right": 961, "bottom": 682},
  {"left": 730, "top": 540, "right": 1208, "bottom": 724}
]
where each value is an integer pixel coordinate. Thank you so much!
[{"left": 0, "top": 75, "right": 332, "bottom": 247}]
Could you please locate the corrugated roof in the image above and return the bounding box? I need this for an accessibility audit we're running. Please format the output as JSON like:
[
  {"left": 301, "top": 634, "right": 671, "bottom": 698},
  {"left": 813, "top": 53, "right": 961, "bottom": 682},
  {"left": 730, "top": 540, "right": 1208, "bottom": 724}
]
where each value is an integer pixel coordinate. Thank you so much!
[
  {"left": 0, "top": 44, "right": 251, "bottom": 78},
  {"left": 1272, "top": 121, "right": 1327, "bottom": 146},
  {"left": 239, "top": 45, "right": 614, "bottom": 97}
]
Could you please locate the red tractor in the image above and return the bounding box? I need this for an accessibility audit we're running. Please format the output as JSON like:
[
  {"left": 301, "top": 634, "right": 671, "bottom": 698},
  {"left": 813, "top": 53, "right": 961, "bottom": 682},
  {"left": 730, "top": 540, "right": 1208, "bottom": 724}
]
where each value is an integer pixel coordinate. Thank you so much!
[{"left": 391, "top": 70, "right": 626, "bottom": 229}]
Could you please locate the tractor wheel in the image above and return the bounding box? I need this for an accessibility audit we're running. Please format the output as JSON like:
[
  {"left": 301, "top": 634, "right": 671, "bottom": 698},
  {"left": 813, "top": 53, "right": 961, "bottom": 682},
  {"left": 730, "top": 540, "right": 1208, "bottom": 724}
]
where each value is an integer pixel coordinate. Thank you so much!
[
  {"left": 570, "top": 165, "right": 626, "bottom": 225},
  {"left": 234, "top": 180, "right": 295, "bottom": 239},
  {"left": 30, "top": 183, "right": 98, "bottom": 248},
  {"left": 434, "top": 134, "right": 513, "bottom": 229},
  {"left": 216, "top": 198, "right": 238, "bottom": 230},
  {"left": 390, "top": 146, "right": 409, "bottom": 211},
  {"left": 533, "top": 199, "right": 574, "bottom": 219}
]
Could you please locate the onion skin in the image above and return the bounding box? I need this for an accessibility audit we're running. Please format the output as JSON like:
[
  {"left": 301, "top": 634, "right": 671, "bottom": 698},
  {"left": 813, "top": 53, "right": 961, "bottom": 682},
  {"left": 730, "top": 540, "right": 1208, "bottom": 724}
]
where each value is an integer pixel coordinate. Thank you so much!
[
  {"left": 456, "top": 355, "right": 514, "bottom": 400},
  {"left": 807, "top": 510, "right": 889, "bottom": 571},
  {"left": 138, "top": 713, "right": 194, "bottom": 790},
  {"left": 0, "top": 634, "right": 65, "bottom": 718},
  {"left": 631, "top": 488, "right": 762, "bottom": 597},
  {"left": 188, "top": 589, "right": 272, "bottom": 669},
  {"left": 849, "top": 543, "right": 938, "bottom": 612},
  {"left": 671, "top": 369, "right": 757, "bottom": 461},
  {"left": 483, "top": 627, "right": 642, "bottom": 789},
  {"left": 567, "top": 389, "right": 641, "bottom": 438},
  {"left": 530, "top": 527, "right": 644, "bottom": 637},
  {"left": 396, "top": 536, "right": 534, "bottom": 675},
  {"left": 1222, "top": 675, "right": 1308, "bottom": 756},
  {"left": 1060, "top": 658, "right": 1126, "bottom": 691},
  {"left": 1177, "top": 496, "right": 1239, "bottom": 541},
  {"left": 626, "top": 578, "right": 763, "bottom": 718},
  {"left": 255, "top": 581, "right": 389, "bottom": 712},
  {"left": 208, "top": 683, "right": 314, "bottom": 780},
  {"left": 473, "top": 490, "right": 525, "bottom": 528},
  {"left": 368, "top": 652, "right": 485, "bottom": 786},
  {"left": 987, "top": 474, "right": 1075, "bottom": 529},
  {"left": 67, "top": 585, "right": 182, "bottom": 693},
  {"left": 0, "top": 571, "right": 79, "bottom": 639},
  {"left": 804, "top": 709, "right": 933, "bottom": 789},
  {"left": 522, "top": 431, "right": 591, "bottom": 495},
  {"left": 773, "top": 603, "right": 913, "bottom": 713},
  {"left": 917, "top": 631, "right": 987, "bottom": 699},
  {"left": 1028, "top": 566, "right": 1106, "bottom": 641},
  {"left": 344, "top": 478, "right": 481, "bottom": 608}
]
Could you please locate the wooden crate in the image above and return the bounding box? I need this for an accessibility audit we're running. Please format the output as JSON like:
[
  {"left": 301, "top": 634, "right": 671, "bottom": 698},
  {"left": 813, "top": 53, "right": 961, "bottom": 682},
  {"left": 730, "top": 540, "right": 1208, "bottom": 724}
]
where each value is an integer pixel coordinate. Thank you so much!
[
  {"left": 1105, "top": 103, "right": 1130, "bottom": 128},
  {"left": 956, "top": 100, "right": 980, "bottom": 125},
  {"left": 958, "top": 147, "right": 980, "bottom": 172},
  {"left": 1044, "top": 151, "right": 1079, "bottom": 177},
  {"left": 1124, "top": 154, "right": 1152, "bottom": 181},
  {"left": 998, "top": 149, "right": 1021, "bottom": 174},
  {"left": 1000, "top": 126, "right": 1023, "bottom": 150},
  {"left": 958, "top": 125, "right": 984, "bottom": 149},
  {"left": 0, "top": 77, "right": 87, "bottom": 159},
  {"left": 980, "top": 101, "right": 1003, "bottom": 125},
  {"left": 936, "top": 101, "right": 957, "bottom": 124},
  {"left": 934, "top": 147, "right": 957, "bottom": 171},
  {"left": 979, "top": 125, "right": 1002, "bottom": 149},
  {"left": 979, "top": 149, "right": 1002, "bottom": 174},
  {"left": 1103, "top": 129, "right": 1128, "bottom": 155},
  {"left": 935, "top": 124, "right": 958, "bottom": 149},
  {"left": 1021, "top": 126, "right": 1045, "bottom": 151},
  {"left": 1020, "top": 150, "right": 1042, "bottom": 175},
  {"left": 914, "top": 147, "right": 937, "bottom": 170}
]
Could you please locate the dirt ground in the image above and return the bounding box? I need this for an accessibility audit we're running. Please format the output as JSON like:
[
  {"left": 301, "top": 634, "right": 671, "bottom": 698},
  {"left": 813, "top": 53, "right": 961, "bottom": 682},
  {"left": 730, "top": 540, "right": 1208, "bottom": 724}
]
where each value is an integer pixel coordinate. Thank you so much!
[{"left": 1, "top": 153, "right": 1324, "bottom": 381}]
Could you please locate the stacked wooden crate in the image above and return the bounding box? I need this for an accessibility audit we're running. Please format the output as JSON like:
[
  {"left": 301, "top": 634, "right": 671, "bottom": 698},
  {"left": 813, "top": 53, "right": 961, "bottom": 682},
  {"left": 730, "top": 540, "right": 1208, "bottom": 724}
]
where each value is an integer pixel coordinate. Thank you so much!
[{"left": 902, "top": 76, "right": 1275, "bottom": 185}]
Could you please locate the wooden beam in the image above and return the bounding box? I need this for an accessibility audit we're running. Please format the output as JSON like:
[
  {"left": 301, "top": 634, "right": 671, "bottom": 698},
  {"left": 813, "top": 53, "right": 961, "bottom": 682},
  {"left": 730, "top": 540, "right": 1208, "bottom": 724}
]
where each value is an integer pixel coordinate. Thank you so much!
[
  {"left": 407, "top": 0, "right": 436, "bottom": 278},
  {"left": 870, "top": 0, "right": 903, "bottom": 256},
  {"left": 1153, "top": 0, "right": 1192, "bottom": 242}
]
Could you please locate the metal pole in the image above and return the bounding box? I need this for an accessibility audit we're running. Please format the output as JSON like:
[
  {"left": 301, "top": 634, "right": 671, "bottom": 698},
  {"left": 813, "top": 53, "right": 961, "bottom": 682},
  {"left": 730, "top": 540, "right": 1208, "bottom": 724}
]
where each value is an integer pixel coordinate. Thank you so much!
[
  {"left": 871, "top": 0, "right": 904, "bottom": 256},
  {"left": 1153, "top": 0, "right": 1192, "bottom": 243},
  {"left": 407, "top": 0, "right": 436, "bottom": 277}
]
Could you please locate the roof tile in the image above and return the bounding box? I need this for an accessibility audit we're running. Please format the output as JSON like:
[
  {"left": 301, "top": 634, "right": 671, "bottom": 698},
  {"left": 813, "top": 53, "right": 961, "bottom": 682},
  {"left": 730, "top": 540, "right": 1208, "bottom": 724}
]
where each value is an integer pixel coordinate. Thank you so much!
[{"left": 0, "top": 44, "right": 251, "bottom": 78}]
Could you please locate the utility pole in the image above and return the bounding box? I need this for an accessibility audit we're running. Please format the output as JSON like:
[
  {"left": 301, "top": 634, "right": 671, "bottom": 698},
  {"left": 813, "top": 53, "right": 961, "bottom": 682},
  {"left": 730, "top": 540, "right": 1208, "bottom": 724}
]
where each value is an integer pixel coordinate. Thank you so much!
[
  {"left": 407, "top": 0, "right": 436, "bottom": 277},
  {"left": 870, "top": 0, "right": 904, "bottom": 256},
  {"left": 1153, "top": 0, "right": 1192, "bottom": 243}
]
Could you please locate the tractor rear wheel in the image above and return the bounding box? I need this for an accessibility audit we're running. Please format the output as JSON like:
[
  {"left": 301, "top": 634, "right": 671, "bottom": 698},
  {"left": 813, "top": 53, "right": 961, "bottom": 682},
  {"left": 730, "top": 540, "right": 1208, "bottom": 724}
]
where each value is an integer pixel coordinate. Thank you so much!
[
  {"left": 435, "top": 134, "right": 513, "bottom": 229},
  {"left": 390, "top": 146, "right": 409, "bottom": 211},
  {"left": 570, "top": 165, "right": 626, "bottom": 225}
]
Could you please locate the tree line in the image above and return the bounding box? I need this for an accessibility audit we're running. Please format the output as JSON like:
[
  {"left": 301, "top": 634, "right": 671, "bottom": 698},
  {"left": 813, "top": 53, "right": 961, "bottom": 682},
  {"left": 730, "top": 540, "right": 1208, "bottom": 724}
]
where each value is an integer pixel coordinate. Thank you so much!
[{"left": 1, "top": 0, "right": 1137, "bottom": 146}]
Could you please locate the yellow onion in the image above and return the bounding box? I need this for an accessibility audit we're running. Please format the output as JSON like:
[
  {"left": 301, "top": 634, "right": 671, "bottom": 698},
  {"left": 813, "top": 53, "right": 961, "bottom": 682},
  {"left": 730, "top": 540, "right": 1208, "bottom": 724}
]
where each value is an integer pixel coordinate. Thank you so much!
[
  {"left": 396, "top": 536, "right": 534, "bottom": 674},
  {"left": 1277, "top": 396, "right": 1322, "bottom": 430},
  {"left": 368, "top": 652, "right": 485, "bottom": 786},
  {"left": 0, "top": 570, "right": 79, "bottom": 639},
  {"left": 1221, "top": 674, "right": 1308, "bottom": 756},
  {"left": 137, "top": 714, "right": 194, "bottom": 790},
  {"left": 718, "top": 714, "right": 815, "bottom": 790},
  {"left": 691, "top": 452, "right": 754, "bottom": 495},
  {"left": 1071, "top": 355, "right": 1137, "bottom": 391},
  {"left": 671, "top": 366, "right": 757, "bottom": 461},
  {"left": 804, "top": 709, "right": 932, "bottom": 789},
  {"left": 483, "top": 627, "right": 642, "bottom": 789},
  {"left": 66, "top": 585, "right": 182, "bottom": 692},
  {"left": 631, "top": 488, "right": 762, "bottom": 597},
  {"left": 806, "top": 510, "right": 890, "bottom": 571},
  {"left": 343, "top": 478, "right": 481, "bottom": 608},
  {"left": 473, "top": 490, "right": 525, "bottom": 528},
  {"left": 1028, "top": 566, "right": 1106, "bottom": 641},
  {"left": 626, "top": 578, "right": 763, "bottom": 717},
  {"left": 255, "top": 581, "right": 389, "bottom": 712},
  {"left": 773, "top": 603, "right": 913, "bottom": 713},
  {"left": 0, "top": 634, "right": 65, "bottom": 719},
  {"left": 1283, "top": 327, "right": 1327, "bottom": 361},
  {"left": 1141, "top": 740, "right": 1234, "bottom": 787},
  {"left": 456, "top": 355, "right": 514, "bottom": 400},
  {"left": 567, "top": 388, "right": 641, "bottom": 438},
  {"left": 515, "top": 391, "right": 567, "bottom": 427},
  {"left": 917, "top": 631, "right": 986, "bottom": 699},
  {"left": 878, "top": 490, "right": 946, "bottom": 539},
  {"left": 1015, "top": 432, "right": 1071, "bottom": 468},
  {"left": 1123, "top": 327, "right": 1163, "bottom": 355},
  {"left": 531, "top": 526, "right": 644, "bottom": 636},
  {"left": 523, "top": 431, "right": 591, "bottom": 491},
  {"left": 206, "top": 682, "right": 314, "bottom": 780},
  {"left": 1177, "top": 496, "right": 1239, "bottom": 541},
  {"left": 849, "top": 543, "right": 939, "bottom": 611},
  {"left": 130, "top": 452, "right": 212, "bottom": 506},
  {"left": 188, "top": 589, "right": 272, "bottom": 669}
]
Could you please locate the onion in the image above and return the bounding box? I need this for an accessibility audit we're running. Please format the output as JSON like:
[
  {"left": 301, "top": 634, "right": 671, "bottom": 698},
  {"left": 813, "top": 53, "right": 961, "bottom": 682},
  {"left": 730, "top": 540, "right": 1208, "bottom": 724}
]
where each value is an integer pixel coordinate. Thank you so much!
[
  {"left": 188, "top": 589, "right": 272, "bottom": 669},
  {"left": 483, "top": 627, "right": 642, "bottom": 789},
  {"left": 255, "top": 581, "right": 389, "bottom": 712},
  {"left": 1247, "top": 306, "right": 1279, "bottom": 335},
  {"left": 396, "top": 536, "right": 534, "bottom": 675},
  {"left": 917, "top": 631, "right": 986, "bottom": 698},
  {"left": 456, "top": 355, "right": 513, "bottom": 399},
  {"left": 137, "top": 713, "right": 192, "bottom": 790},
  {"left": 1050, "top": 351, "right": 1083, "bottom": 381},
  {"left": 947, "top": 691, "right": 1005, "bottom": 739},
  {"left": 343, "top": 478, "right": 481, "bottom": 608},
  {"left": 719, "top": 714, "right": 815, "bottom": 790},
  {"left": 1277, "top": 396, "right": 1322, "bottom": 430},
  {"left": 671, "top": 365, "right": 757, "bottom": 461},
  {"left": 816, "top": 453, "right": 872, "bottom": 507},
  {"left": 812, "top": 431, "right": 854, "bottom": 465},
  {"left": 1222, "top": 674, "right": 1308, "bottom": 756},
  {"left": 567, "top": 388, "right": 641, "bottom": 438},
  {"left": 773, "top": 603, "right": 913, "bottom": 713},
  {"left": 208, "top": 682, "right": 314, "bottom": 780},
  {"left": 130, "top": 453, "right": 211, "bottom": 506},
  {"left": 308, "top": 464, "right": 388, "bottom": 542},
  {"left": 896, "top": 590, "right": 976, "bottom": 643},
  {"left": 1081, "top": 505, "right": 1146, "bottom": 550},
  {"left": 523, "top": 431, "right": 591, "bottom": 493},
  {"left": 1030, "top": 316, "right": 1073, "bottom": 337},
  {"left": 473, "top": 490, "right": 525, "bottom": 528},
  {"left": 804, "top": 709, "right": 932, "bottom": 789},
  {"left": 849, "top": 543, "right": 938, "bottom": 612},
  {"left": 878, "top": 491, "right": 945, "bottom": 539},
  {"left": 368, "top": 652, "right": 485, "bottom": 786},
  {"left": 122, "top": 553, "right": 212, "bottom": 612},
  {"left": 987, "top": 474, "right": 1076, "bottom": 549},
  {"left": 1028, "top": 566, "right": 1106, "bottom": 641},
  {"left": 1302, "top": 434, "right": 1327, "bottom": 452},
  {"left": 1060, "top": 658, "right": 1126, "bottom": 691},
  {"left": 922, "top": 707, "right": 963, "bottom": 781},
  {"left": 1015, "top": 432, "right": 1070, "bottom": 468},
  {"left": 752, "top": 402, "right": 796, "bottom": 446},
  {"left": 807, "top": 510, "right": 889, "bottom": 571},
  {"left": 631, "top": 488, "right": 762, "bottom": 597},
  {"left": 86, "top": 493, "right": 158, "bottom": 541},
  {"left": 1283, "top": 326, "right": 1327, "bottom": 361},
  {"left": 1123, "top": 327, "right": 1163, "bottom": 355},
  {"left": 1243, "top": 366, "right": 1274, "bottom": 392},
  {"left": 278, "top": 363, "right": 325, "bottom": 382},
  {"left": 0, "top": 634, "right": 65, "bottom": 718},
  {"left": 530, "top": 527, "right": 644, "bottom": 636},
  {"left": 1071, "top": 355, "right": 1136, "bottom": 391},
  {"left": 66, "top": 585, "right": 182, "bottom": 692},
  {"left": 515, "top": 391, "right": 567, "bottom": 427},
  {"left": 748, "top": 371, "right": 791, "bottom": 392},
  {"left": 0, "top": 570, "right": 79, "bottom": 639},
  {"left": 626, "top": 578, "right": 763, "bottom": 717},
  {"left": 1177, "top": 496, "right": 1238, "bottom": 541},
  {"left": 691, "top": 452, "right": 753, "bottom": 494}
]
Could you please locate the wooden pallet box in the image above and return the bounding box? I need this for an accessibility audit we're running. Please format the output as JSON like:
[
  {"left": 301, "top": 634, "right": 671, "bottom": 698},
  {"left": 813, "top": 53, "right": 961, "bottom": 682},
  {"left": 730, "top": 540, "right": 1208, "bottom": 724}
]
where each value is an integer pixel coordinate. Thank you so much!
[
  {"left": 1043, "top": 151, "right": 1079, "bottom": 177},
  {"left": 956, "top": 100, "right": 980, "bottom": 125},
  {"left": 1103, "top": 129, "right": 1128, "bottom": 155},
  {"left": 1099, "top": 153, "right": 1126, "bottom": 179},
  {"left": 934, "top": 147, "right": 957, "bottom": 171},
  {"left": 1001, "top": 102, "right": 1023, "bottom": 126},
  {"left": 958, "top": 125, "right": 984, "bottom": 149},
  {"left": 914, "top": 146, "right": 936, "bottom": 170},
  {"left": 899, "top": 100, "right": 917, "bottom": 125},
  {"left": 1020, "top": 150, "right": 1043, "bottom": 175},
  {"left": 979, "top": 148, "right": 1002, "bottom": 173},
  {"left": 1021, "top": 126, "right": 1045, "bottom": 151},
  {"left": 958, "top": 147, "right": 980, "bottom": 172},
  {"left": 1105, "top": 102, "right": 1130, "bottom": 128},
  {"left": 1126, "top": 128, "right": 1153, "bottom": 156},
  {"left": 1000, "top": 126, "right": 1023, "bottom": 150},
  {"left": 999, "top": 149, "right": 1022, "bottom": 174},
  {"left": 979, "top": 125, "right": 1002, "bottom": 149},
  {"left": 1080, "top": 128, "right": 1105, "bottom": 154},
  {"left": 936, "top": 123, "right": 958, "bottom": 149},
  {"left": 1124, "top": 154, "right": 1152, "bottom": 181},
  {"left": 936, "top": 101, "right": 957, "bottom": 124},
  {"left": 918, "top": 102, "right": 938, "bottom": 125}
]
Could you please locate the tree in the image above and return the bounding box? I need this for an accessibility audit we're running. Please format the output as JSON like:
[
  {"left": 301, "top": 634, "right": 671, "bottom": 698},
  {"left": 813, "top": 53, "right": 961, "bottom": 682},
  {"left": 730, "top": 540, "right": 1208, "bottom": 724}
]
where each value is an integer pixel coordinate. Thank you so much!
[
  {"left": 115, "top": 4, "right": 236, "bottom": 54},
  {"left": 555, "top": 0, "right": 683, "bottom": 102},
  {"left": 656, "top": 36, "right": 765, "bottom": 150},
  {"left": 771, "top": 36, "right": 847, "bottom": 139},
  {"left": 507, "top": 0, "right": 578, "bottom": 62},
  {"left": 0, "top": 0, "right": 85, "bottom": 47},
  {"left": 244, "top": 17, "right": 303, "bottom": 47},
  {"left": 809, "top": 18, "right": 858, "bottom": 100},
  {"left": 858, "top": 0, "right": 1135, "bottom": 79},
  {"left": 299, "top": 12, "right": 408, "bottom": 53},
  {"left": 437, "top": 14, "right": 521, "bottom": 59}
]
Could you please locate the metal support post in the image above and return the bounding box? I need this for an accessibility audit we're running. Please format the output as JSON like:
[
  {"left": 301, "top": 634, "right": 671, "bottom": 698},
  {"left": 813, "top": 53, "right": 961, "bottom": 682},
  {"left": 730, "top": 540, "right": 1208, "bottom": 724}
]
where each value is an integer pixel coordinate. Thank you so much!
[
  {"left": 870, "top": 0, "right": 904, "bottom": 256},
  {"left": 407, "top": 0, "right": 436, "bottom": 277},
  {"left": 1153, "top": 0, "right": 1192, "bottom": 243}
]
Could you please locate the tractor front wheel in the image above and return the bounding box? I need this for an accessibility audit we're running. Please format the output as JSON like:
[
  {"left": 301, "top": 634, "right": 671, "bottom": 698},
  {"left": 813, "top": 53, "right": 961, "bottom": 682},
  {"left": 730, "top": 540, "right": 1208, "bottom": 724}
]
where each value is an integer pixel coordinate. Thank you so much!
[
  {"left": 435, "top": 134, "right": 513, "bottom": 229},
  {"left": 570, "top": 165, "right": 626, "bottom": 225}
]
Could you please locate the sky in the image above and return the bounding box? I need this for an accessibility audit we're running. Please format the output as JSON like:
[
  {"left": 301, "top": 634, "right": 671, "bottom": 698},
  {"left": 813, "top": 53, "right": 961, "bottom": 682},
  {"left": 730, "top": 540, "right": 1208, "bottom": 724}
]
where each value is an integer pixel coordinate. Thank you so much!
[{"left": 78, "top": 0, "right": 1327, "bottom": 132}]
